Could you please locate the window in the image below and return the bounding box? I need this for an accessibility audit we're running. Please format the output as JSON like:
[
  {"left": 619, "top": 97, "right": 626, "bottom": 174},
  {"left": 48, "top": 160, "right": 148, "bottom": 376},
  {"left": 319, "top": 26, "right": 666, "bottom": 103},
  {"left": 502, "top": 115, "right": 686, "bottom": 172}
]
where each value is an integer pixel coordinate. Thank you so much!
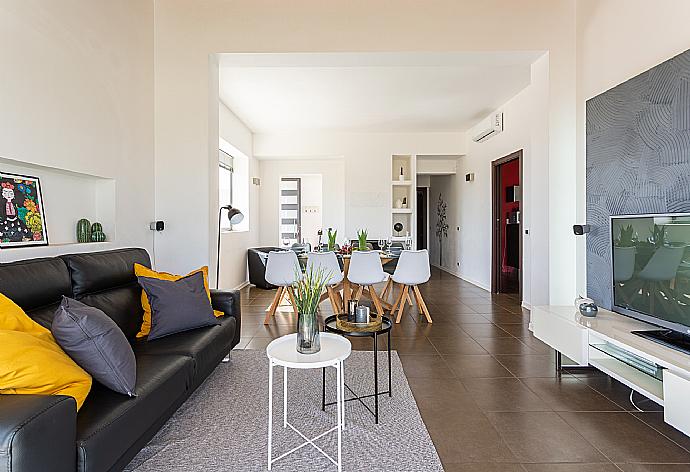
[
  {"left": 279, "top": 177, "right": 301, "bottom": 246},
  {"left": 219, "top": 150, "right": 233, "bottom": 210},
  {"left": 219, "top": 138, "right": 249, "bottom": 232}
]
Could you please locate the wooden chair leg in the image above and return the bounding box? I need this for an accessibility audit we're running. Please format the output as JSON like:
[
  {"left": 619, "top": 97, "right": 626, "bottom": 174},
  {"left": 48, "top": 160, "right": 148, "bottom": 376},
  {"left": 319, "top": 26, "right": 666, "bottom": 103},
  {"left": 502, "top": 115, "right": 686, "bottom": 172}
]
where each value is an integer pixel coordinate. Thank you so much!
[
  {"left": 406, "top": 288, "right": 413, "bottom": 306},
  {"left": 381, "top": 278, "right": 393, "bottom": 302},
  {"left": 354, "top": 285, "right": 364, "bottom": 302},
  {"left": 327, "top": 286, "right": 342, "bottom": 313},
  {"left": 369, "top": 285, "right": 385, "bottom": 317},
  {"left": 264, "top": 286, "right": 284, "bottom": 324},
  {"left": 390, "top": 283, "right": 404, "bottom": 313},
  {"left": 413, "top": 285, "right": 433, "bottom": 323},
  {"left": 286, "top": 286, "right": 299, "bottom": 316},
  {"left": 343, "top": 280, "right": 350, "bottom": 309},
  {"left": 395, "top": 285, "right": 409, "bottom": 323},
  {"left": 334, "top": 289, "right": 344, "bottom": 313}
]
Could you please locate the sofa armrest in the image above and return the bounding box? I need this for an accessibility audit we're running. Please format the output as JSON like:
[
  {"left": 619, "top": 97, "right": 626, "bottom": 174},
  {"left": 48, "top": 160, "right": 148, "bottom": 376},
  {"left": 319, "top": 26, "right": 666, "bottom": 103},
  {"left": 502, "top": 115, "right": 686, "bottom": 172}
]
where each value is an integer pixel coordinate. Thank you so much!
[
  {"left": 210, "top": 289, "right": 241, "bottom": 348},
  {"left": 0, "top": 395, "right": 76, "bottom": 472}
]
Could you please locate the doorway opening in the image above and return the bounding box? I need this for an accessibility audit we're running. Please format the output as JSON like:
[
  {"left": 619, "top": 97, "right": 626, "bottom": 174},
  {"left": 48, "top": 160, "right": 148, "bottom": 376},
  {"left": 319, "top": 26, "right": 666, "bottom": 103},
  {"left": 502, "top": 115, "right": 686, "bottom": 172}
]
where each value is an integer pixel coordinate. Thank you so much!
[
  {"left": 491, "top": 150, "right": 522, "bottom": 297},
  {"left": 279, "top": 175, "right": 323, "bottom": 248},
  {"left": 416, "top": 187, "right": 428, "bottom": 250}
]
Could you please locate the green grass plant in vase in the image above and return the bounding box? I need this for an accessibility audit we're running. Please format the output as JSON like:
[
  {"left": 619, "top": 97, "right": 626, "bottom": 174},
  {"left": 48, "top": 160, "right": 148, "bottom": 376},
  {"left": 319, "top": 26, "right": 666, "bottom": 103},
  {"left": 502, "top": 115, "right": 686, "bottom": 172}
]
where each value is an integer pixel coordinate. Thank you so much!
[
  {"left": 357, "top": 228, "right": 368, "bottom": 251},
  {"left": 327, "top": 228, "right": 337, "bottom": 251}
]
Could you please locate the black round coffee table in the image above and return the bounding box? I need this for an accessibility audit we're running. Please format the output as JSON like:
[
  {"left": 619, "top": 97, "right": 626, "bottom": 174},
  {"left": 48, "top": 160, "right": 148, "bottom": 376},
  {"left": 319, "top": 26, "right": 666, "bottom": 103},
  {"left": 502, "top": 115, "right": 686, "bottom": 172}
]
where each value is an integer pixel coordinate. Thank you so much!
[{"left": 322, "top": 314, "right": 393, "bottom": 424}]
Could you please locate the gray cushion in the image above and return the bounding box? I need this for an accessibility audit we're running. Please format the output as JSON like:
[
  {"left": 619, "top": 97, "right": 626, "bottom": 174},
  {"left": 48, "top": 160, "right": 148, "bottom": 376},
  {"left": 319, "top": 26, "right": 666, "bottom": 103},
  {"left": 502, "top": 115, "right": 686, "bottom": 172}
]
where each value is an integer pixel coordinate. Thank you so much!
[
  {"left": 137, "top": 271, "right": 219, "bottom": 341},
  {"left": 52, "top": 297, "right": 137, "bottom": 396}
]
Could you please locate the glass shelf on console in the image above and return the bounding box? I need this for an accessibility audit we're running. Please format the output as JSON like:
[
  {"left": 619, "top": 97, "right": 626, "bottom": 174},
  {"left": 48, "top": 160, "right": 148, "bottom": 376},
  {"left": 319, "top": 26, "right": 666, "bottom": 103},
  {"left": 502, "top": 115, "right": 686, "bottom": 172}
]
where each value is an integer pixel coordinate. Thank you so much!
[{"left": 590, "top": 342, "right": 664, "bottom": 381}]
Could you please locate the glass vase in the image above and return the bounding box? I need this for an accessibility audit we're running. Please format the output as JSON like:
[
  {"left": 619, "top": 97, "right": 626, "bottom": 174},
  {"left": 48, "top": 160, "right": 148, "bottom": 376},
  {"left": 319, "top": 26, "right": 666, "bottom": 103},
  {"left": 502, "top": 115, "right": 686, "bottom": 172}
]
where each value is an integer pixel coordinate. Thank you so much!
[{"left": 296, "top": 312, "right": 320, "bottom": 354}]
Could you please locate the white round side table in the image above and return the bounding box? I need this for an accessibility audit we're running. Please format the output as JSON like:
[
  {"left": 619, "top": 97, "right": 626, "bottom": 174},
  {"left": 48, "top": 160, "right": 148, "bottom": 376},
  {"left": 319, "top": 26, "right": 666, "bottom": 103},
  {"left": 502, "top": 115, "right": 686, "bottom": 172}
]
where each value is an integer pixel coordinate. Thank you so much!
[{"left": 266, "top": 333, "right": 351, "bottom": 471}]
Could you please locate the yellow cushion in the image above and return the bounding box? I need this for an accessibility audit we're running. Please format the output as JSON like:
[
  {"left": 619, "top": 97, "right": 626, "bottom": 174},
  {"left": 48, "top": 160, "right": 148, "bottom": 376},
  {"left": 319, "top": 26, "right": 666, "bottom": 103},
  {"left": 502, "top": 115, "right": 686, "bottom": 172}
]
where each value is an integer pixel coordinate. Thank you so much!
[
  {"left": 0, "top": 292, "right": 50, "bottom": 335},
  {"left": 135, "top": 264, "right": 224, "bottom": 338},
  {"left": 0, "top": 294, "right": 92, "bottom": 410}
]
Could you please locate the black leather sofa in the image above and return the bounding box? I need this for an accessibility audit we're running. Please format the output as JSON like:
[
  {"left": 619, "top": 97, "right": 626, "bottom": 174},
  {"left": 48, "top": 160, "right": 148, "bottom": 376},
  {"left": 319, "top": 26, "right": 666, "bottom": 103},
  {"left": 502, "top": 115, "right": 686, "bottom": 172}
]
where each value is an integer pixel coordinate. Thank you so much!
[
  {"left": 0, "top": 248, "right": 241, "bottom": 472},
  {"left": 247, "top": 246, "right": 281, "bottom": 289}
]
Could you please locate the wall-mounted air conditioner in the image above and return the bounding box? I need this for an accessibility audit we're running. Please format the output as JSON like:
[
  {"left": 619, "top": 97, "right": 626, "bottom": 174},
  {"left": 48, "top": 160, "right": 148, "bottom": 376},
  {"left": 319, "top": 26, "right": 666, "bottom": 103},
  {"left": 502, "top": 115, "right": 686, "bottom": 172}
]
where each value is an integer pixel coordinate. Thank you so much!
[{"left": 471, "top": 112, "right": 503, "bottom": 143}]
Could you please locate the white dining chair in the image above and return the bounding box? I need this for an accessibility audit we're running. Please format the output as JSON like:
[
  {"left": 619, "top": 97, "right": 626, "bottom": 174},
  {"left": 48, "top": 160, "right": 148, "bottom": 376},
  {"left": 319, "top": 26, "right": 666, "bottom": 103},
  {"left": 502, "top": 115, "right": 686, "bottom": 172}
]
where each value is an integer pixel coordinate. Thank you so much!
[
  {"left": 638, "top": 246, "right": 685, "bottom": 315},
  {"left": 390, "top": 249, "right": 432, "bottom": 323},
  {"left": 264, "top": 251, "right": 302, "bottom": 324},
  {"left": 347, "top": 250, "right": 388, "bottom": 316},
  {"left": 307, "top": 251, "right": 344, "bottom": 313},
  {"left": 613, "top": 246, "right": 637, "bottom": 306}
]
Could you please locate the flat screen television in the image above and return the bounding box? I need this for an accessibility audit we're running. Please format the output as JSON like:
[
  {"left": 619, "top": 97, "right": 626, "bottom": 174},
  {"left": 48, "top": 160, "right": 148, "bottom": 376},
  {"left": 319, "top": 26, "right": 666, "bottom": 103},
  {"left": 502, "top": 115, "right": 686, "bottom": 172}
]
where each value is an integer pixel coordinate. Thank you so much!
[{"left": 611, "top": 213, "right": 690, "bottom": 341}]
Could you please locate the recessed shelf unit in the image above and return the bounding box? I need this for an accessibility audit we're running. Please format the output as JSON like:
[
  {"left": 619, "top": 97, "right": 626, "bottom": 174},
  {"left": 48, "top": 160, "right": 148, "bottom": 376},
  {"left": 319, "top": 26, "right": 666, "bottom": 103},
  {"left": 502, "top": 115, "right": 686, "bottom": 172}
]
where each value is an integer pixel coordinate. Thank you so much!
[
  {"left": 391, "top": 155, "right": 415, "bottom": 245},
  {"left": 0, "top": 156, "right": 116, "bottom": 260}
]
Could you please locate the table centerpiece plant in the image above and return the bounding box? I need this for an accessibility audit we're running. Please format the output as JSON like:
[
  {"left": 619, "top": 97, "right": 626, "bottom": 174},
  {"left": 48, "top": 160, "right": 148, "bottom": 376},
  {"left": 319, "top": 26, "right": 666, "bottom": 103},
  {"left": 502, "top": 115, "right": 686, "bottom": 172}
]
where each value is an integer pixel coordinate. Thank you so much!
[
  {"left": 357, "top": 228, "right": 368, "bottom": 251},
  {"left": 292, "top": 265, "right": 331, "bottom": 354},
  {"left": 327, "top": 228, "right": 338, "bottom": 252}
]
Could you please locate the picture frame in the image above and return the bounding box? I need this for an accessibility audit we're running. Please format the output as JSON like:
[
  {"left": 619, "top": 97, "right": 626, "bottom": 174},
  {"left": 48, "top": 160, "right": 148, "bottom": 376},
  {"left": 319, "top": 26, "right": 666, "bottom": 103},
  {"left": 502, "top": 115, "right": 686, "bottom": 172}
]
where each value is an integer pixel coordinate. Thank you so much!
[{"left": 0, "top": 172, "right": 48, "bottom": 248}]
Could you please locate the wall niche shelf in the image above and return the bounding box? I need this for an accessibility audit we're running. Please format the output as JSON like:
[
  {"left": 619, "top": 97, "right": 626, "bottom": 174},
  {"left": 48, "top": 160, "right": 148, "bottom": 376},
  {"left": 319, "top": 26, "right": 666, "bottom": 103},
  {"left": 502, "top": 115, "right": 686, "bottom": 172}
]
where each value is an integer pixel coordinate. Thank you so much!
[
  {"left": 0, "top": 156, "right": 116, "bottom": 260},
  {"left": 390, "top": 155, "right": 416, "bottom": 247}
]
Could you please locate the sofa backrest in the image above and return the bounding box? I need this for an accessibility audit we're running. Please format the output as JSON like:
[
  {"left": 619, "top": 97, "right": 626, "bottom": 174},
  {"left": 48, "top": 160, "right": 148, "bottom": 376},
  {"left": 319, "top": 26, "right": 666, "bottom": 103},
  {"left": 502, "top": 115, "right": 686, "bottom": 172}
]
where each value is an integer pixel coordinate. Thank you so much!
[
  {"left": 0, "top": 257, "right": 72, "bottom": 329},
  {"left": 0, "top": 248, "right": 151, "bottom": 339},
  {"left": 59, "top": 248, "right": 151, "bottom": 339}
]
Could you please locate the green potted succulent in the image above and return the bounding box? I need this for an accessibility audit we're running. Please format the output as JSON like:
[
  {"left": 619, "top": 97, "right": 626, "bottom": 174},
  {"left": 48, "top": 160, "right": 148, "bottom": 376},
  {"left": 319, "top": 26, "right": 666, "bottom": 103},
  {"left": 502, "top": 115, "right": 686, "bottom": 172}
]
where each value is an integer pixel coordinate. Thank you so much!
[
  {"left": 292, "top": 265, "right": 331, "bottom": 354},
  {"left": 357, "top": 228, "right": 368, "bottom": 251},
  {"left": 327, "top": 227, "right": 338, "bottom": 252},
  {"left": 615, "top": 224, "right": 637, "bottom": 247}
]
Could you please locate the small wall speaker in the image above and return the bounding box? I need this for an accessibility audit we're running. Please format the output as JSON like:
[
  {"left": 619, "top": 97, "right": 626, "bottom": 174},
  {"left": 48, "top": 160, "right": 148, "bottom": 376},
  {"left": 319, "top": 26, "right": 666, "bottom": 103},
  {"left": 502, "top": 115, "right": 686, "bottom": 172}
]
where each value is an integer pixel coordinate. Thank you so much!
[
  {"left": 149, "top": 221, "right": 165, "bottom": 231},
  {"left": 573, "top": 224, "right": 591, "bottom": 235},
  {"left": 465, "top": 173, "right": 475, "bottom": 182}
]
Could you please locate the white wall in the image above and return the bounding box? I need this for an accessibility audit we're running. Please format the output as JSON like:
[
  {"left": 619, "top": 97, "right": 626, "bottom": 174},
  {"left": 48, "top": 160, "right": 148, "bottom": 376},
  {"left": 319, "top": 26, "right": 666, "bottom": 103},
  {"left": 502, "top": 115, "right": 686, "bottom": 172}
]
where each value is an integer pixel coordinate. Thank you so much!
[
  {"left": 153, "top": 0, "right": 578, "bottom": 304},
  {"left": 575, "top": 0, "right": 690, "bottom": 296},
  {"left": 255, "top": 132, "right": 464, "bottom": 241},
  {"left": 259, "top": 159, "right": 345, "bottom": 247},
  {"left": 217, "top": 102, "right": 259, "bottom": 289},
  {"left": 0, "top": 1, "right": 154, "bottom": 262},
  {"left": 454, "top": 55, "right": 550, "bottom": 306}
]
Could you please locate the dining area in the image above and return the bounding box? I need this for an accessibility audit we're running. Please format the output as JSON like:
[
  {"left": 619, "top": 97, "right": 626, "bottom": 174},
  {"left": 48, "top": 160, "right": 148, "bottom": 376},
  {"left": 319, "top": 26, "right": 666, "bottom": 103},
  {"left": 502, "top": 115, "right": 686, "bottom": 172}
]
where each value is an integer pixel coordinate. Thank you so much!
[{"left": 255, "top": 242, "right": 433, "bottom": 325}]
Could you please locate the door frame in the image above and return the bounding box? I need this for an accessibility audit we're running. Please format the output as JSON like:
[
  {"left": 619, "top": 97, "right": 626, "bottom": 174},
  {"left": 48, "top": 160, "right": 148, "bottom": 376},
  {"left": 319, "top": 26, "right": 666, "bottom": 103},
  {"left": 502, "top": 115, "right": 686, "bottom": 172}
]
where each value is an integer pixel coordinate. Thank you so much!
[
  {"left": 416, "top": 186, "right": 429, "bottom": 250},
  {"left": 491, "top": 150, "right": 523, "bottom": 298}
]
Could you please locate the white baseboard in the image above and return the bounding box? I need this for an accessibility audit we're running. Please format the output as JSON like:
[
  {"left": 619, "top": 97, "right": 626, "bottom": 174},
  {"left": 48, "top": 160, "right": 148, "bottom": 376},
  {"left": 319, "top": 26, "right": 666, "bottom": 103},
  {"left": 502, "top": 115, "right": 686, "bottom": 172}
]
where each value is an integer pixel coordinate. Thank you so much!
[
  {"left": 233, "top": 280, "right": 250, "bottom": 290},
  {"left": 430, "top": 263, "right": 491, "bottom": 292}
]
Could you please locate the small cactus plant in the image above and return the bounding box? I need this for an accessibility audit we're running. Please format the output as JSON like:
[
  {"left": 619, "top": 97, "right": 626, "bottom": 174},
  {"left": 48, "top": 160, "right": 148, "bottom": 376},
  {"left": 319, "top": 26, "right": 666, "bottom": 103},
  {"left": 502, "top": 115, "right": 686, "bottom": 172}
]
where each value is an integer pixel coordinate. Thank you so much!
[
  {"left": 91, "top": 222, "right": 103, "bottom": 233},
  {"left": 77, "top": 218, "right": 91, "bottom": 243},
  {"left": 91, "top": 231, "right": 106, "bottom": 242}
]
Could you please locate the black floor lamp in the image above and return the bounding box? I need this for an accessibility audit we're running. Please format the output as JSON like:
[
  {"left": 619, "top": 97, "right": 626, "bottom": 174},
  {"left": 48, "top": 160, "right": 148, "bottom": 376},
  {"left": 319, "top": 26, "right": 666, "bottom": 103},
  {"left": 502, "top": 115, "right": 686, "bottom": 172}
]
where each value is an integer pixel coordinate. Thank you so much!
[{"left": 216, "top": 205, "right": 245, "bottom": 288}]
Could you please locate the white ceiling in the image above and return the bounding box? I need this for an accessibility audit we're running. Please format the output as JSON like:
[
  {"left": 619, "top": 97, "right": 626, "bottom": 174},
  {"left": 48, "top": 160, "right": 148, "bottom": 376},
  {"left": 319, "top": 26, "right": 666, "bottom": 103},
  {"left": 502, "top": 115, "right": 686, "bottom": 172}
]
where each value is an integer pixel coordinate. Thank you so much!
[{"left": 218, "top": 52, "right": 542, "bottom": 134}]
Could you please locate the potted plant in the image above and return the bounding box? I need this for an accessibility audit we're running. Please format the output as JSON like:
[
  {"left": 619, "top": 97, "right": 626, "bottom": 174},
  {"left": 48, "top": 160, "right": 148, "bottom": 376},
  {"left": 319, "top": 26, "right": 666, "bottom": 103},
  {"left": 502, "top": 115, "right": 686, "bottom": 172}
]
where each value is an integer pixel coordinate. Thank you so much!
[
  {"left": 648, "top": 224, "right": 667, "bottom": 248},
  {"left": 327, "top": 227, "right": 338, "bottom": 252},
  {"left": 357, "top": 228, "right": 368, "bottom": 251},
  {"left": 615, "top": 224, "right": 637, "bottom": 247},
  {"left": 292, "top": 266, "right": 330, "bottom": 354}
]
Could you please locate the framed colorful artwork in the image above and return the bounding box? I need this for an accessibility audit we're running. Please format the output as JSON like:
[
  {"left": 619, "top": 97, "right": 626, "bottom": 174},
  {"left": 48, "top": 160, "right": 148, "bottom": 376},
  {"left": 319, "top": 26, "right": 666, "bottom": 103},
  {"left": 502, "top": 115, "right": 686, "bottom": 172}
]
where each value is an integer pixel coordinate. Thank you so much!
[{"left": 0, "top": 172, "right": 48, "bottom": 248}]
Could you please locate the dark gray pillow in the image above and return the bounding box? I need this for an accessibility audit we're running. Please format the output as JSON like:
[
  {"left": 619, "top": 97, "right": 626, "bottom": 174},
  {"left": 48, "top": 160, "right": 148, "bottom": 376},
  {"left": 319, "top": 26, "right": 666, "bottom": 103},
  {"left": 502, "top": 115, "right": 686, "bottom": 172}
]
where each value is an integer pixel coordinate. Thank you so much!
[
  {"left": 137, "top": 271, "right": 219, "bottom": 341},
  {"left": 52, "top": 297, "right": 137, "bottom": 396}
]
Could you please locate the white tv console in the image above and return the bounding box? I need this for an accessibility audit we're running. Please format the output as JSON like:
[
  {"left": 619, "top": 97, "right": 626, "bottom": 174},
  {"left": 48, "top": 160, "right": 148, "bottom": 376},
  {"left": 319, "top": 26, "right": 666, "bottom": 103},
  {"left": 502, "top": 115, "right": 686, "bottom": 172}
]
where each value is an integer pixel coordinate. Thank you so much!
[{"left": 532, "top": 305, "right": 690, "bottom": 436}]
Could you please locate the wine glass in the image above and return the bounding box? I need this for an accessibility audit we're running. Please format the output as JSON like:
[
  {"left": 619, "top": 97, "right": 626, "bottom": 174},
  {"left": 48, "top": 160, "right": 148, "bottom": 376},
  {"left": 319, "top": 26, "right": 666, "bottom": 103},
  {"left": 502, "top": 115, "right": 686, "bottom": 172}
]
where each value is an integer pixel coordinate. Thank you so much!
[{"left": 378, "top": 238, "right": 386, "bottom": 252}]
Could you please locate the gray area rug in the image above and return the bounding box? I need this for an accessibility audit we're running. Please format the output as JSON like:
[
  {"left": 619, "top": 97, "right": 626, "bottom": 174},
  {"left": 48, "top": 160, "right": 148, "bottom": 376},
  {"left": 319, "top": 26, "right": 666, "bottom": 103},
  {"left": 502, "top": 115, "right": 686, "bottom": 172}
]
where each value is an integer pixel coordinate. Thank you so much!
[{"left": 125, "top": 349, "right": 443, "bottom": 471}]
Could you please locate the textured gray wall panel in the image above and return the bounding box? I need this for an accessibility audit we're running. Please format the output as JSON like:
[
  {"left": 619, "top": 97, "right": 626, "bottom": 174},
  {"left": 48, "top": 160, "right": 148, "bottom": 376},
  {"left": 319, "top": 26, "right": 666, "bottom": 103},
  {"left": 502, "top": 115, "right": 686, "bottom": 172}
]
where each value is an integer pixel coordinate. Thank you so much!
[{"left": 586, "top": 49, "right": 690, "bottom": 308}]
